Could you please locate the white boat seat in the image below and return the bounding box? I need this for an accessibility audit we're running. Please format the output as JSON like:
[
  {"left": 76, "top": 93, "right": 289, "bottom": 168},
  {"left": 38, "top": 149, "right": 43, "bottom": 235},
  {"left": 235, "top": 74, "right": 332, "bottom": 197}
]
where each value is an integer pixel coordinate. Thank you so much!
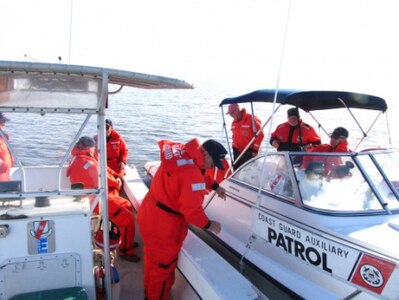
[{"left": 10, "top": 166, "right": 71, "bottom": 192}]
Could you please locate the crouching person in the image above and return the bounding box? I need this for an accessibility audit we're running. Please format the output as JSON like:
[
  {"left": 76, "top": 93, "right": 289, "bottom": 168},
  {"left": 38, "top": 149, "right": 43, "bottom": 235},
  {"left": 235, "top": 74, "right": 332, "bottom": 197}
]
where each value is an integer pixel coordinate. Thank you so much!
[
  {"left": 67, "top": 136, "right": 139, "bottom": 263},
  {"left": 137, "top": 138, "right": 225, "bottom": 300}
]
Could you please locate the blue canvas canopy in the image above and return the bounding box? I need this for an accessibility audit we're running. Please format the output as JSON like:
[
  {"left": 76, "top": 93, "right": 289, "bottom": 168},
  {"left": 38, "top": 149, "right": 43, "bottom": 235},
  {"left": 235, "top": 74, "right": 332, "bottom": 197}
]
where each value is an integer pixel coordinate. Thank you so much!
[{"left": 220, "top": 89, "right": 387, "bottom": 112}]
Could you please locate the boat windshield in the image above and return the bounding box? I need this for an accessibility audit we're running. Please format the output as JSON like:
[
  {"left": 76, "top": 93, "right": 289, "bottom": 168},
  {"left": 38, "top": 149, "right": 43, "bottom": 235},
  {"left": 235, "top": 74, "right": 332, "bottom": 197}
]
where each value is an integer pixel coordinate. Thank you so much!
[
  {"left": 231, "top": 150, "right": 399, "bottom": 214},
  {"left": 295, "top": 151, "right": 399, "bottom": 213},
  {"left": 0, "top": 73, "right": 100, "bottom": 111},
  {"left": 0, "top": 71, "right": 104, "bottom": 214}
]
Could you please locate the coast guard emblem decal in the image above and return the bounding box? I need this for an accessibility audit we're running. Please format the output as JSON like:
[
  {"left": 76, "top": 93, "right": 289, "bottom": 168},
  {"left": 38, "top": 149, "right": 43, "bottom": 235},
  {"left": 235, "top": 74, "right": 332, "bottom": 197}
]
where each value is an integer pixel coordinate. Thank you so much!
[
  {"left": 27, "top": 220, "right": 56, "bottom": 254},
  {"left": 350, "top": 253, "right": 396, "bottom": 294}
]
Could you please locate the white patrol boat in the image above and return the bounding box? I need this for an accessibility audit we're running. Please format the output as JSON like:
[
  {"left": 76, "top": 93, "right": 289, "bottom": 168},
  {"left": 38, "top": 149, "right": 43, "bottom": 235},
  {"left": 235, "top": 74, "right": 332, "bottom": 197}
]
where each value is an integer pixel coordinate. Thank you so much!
[
  {"left": 201, "top": 90, "right": 399, "bottom": 299},
  {"left": 0, "top": 61, "right": 264, "bottom": 300},
  {"left": 144, "top": 89, "right": 399, "bottom": 299}
]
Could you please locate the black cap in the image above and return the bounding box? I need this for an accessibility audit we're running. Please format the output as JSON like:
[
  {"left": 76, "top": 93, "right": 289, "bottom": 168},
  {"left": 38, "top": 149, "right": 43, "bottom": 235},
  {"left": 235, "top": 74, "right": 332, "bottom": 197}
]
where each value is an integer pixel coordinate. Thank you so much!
[
  {"left": 76, "top": 136, "right": 96, "bottom": 149},
  {"left": 105, "top": 119, "right": 113, "bottom": 127},
  {"left": 0, "top": 112, "right": 10, "bottom": 122},
  {"left": 202, "top": 139, "right": 227, "bottom": 170},
  {"left": 331, "top": 127, "right": 349, "bottom": 139},
  {"left": 287, "top": 108, "right": 299, "bottom": 117}
]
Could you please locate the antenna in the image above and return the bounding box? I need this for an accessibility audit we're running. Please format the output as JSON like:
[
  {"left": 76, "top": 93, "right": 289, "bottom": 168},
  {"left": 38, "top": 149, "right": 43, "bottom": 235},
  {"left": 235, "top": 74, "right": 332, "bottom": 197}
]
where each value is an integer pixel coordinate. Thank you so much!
[
  {"left": 24, "top": 54, "right": 39, "bottom": 62},
  {"left": 68, "top": 0, "right": 74, "bottom": 64}
]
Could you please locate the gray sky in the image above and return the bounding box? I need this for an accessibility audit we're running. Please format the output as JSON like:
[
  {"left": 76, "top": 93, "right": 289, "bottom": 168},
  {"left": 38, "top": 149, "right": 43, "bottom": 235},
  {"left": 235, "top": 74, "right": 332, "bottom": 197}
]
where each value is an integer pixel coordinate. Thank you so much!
[{"left": 2, "top": 0, "right": 399, "bottom": 99}]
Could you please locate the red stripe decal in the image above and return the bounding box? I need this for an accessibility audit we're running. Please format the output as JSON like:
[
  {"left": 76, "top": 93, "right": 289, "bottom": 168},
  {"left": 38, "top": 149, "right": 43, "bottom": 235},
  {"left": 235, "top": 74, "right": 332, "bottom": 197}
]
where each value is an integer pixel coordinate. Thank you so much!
[{"left": 35, "top": 220, "right": 48, "bottom": 239}]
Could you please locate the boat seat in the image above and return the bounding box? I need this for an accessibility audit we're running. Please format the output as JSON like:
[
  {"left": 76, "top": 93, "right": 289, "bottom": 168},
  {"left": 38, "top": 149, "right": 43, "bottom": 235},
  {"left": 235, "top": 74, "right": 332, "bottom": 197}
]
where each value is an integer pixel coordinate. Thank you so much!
[
  {"left": 10, "top": 166, "right": 71, "bottom": 192},
  {"left": 0, "top": 180, "right": 21, "bottom": 193},
  {"left": 9, "top": 287, "right": 88, "bottom": 300}
]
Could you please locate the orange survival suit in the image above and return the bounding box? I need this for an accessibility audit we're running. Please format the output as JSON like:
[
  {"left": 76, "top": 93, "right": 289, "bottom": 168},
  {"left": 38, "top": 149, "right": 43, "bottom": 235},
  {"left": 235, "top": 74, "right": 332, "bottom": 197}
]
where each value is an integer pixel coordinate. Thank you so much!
[
  {"left": 0, "top": 133, "right": 13, "bottom": 181},
  {"left": 204, "top": 158, "right": 231, "bottom": 192},
  {"left": 302, "top": 140, "right": 350, "bottom": 177},
  {"left": 67, "top": 146, "right": 136, "bottom": 256},
  {"left": 106, "top": 128, "right": 128, "bottom": 177},
  {"left": 231, "top": 108, "right": 264, "bottom": 170},
  {"left": 270, "top": 120, "right": 321, "bottom": 152},
  {"left": 137, "top": 138, "right": 211, "bottom": 300}
]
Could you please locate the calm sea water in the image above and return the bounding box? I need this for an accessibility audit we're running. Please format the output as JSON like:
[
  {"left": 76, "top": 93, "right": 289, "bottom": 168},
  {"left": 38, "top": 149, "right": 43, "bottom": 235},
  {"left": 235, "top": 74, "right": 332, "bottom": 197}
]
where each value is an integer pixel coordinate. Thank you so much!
[
  {"left": 5, "top": 85, "right": 399, "bottom": 174},
  {"left": 105, "top": 86, "right": 399, "bottom": 173}
]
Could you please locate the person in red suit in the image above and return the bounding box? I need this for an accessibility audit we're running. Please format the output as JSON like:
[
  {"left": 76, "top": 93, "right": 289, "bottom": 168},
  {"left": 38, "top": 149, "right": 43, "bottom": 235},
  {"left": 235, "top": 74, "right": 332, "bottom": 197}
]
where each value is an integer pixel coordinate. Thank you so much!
[
  {"left": 204, "top": 158, "right": 232, "bottom": 197},
  {"left": 137, "top": 138, "right": 226, "bottom": 300},
  {"left": 67, "top": 136, "right": 139, "bottom": 262},
  {"left": 226, "top": 103, "right": 264, "bottom": 170},
  {"left": 94, "top": 119, "right": 129, "bottom": 178},
  {"left": 0, "top": 113, "right": 13, "bottom": 181},
  {"left": 270, "top": 107, "right": 321, "bottom": 152},
  {"left": 302, "top": 127, "right": 351, "bottom": 178}
]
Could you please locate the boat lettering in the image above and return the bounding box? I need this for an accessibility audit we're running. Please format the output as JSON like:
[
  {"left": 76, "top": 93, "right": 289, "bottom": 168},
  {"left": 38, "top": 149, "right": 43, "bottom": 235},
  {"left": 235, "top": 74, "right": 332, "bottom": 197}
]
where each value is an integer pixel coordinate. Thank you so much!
[
  {"left": 278, "top": 223, "right": 301, "bottom": 239},
  {"left": 268, "top": 227, "right": 332, "bottom": 273},
  {"left": 305, "top": 236, "right": 349, "bottom": 258},
  {"left": 258, "top": 212, "right": 276, "bottom": 226},
  {"left": 163, "top": 144, "right": 173, "bottom": 160}
]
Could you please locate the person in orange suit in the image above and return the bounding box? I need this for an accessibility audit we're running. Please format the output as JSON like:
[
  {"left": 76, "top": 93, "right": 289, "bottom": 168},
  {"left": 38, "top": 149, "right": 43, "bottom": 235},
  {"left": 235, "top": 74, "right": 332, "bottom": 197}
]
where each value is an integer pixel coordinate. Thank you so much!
[
  {"left": 226, "top": 103, "right": 264, "bottom": 170},
  {"left": 0, "top": 112, "right": 13, "bottom": 181},
  {"left": 270, "top": 107, "right": 321, "bottom": 166},
  {"left": 302, "top": 127, "right": 351, "bottom": 178},
  {"left": 101, "top": 119, "right": 129, "bottom": 178},
  {"left": 204, "top": 158, "right": 232, "bottom": 197},
  {"left": 67, "top": 136, "right": 139, "bottom": 262},
  {"left": 270, "top": 107, "right": 321, "bottom": 152},
  {"left": 137, "top": 138, "right": 226, "bottom": 300}
]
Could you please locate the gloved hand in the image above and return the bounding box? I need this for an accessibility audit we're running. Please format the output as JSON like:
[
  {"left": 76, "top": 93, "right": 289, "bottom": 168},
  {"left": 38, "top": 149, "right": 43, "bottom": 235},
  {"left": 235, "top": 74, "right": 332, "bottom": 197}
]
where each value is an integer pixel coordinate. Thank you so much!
[{"left": 207, "top": 220, "right": 221, "bottom": 234}]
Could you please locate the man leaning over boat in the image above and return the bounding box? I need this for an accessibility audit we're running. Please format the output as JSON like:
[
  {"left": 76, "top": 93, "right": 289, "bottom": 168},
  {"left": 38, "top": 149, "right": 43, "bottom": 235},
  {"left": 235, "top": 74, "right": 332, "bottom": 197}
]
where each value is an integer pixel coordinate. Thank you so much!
[{"left": 137, "top": 138, "right": 226, "bottom": 300}]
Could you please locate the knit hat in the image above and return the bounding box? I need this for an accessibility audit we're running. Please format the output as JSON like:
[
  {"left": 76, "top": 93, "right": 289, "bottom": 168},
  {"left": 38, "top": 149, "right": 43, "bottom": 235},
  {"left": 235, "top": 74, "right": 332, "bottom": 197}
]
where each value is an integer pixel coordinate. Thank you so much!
[
  {"left": 76, "top": 136, "right": 96, "bottom": 149},
  {"left": 0, "top": 112, "right": 10, "bottom": 122},
  {"left": 202, "top": 139, "right": 227, "bottom": 170},
  {"left": 331, "top": 127, "right": 349, "bottom": 139},
  {"left": 287, "top": 107, "right": 299, "bottom": 117},
  {"left": 227, "top": 103, "right": 239, "bottom": 115}
]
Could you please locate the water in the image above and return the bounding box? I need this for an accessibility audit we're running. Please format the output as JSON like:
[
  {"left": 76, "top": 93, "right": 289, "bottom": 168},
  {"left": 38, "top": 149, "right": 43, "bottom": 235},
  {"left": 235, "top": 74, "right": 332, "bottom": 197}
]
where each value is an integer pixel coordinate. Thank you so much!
[
  {"left": 101, "top": 85, "right": 399, "bottom": 173},
  {"left": 5, "top": 85, "right": 399, "bottom": 175}
]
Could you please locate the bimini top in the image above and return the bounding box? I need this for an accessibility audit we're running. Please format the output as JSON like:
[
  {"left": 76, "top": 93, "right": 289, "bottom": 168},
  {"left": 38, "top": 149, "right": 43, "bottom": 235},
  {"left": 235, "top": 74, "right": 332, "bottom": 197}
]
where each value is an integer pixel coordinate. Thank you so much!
[
  {"left": 0, "top": 61, "right": 193, "bottom": 114},
  {"left": 220, "top": 89, "right": 387, "bottom": 112},
  {"left": 0, "top": 61, "right": 193, "bottom": 90}
]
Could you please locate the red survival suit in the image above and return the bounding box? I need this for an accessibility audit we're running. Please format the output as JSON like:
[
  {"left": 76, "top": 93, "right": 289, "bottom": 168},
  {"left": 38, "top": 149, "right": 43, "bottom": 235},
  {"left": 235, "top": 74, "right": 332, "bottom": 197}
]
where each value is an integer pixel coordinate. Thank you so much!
[
  {"left": 66, "top": 146, "right": 136, "bottom": 256},
  {"left": 204, "top": 158, "right": 231, "bottom": 192},
  {"left": 137, "top": 138, "right": 210, "bottom": 300},
  {"left": 302, "top": 140, "right": 350, "bottom": 177},
  {"left": 231, "top": 108, "right": 264, "bottom": 153},
  {"left": 0, "top": 133, "right": 13, "bottom": 181},
  {"left": 270, "top": 120, "right": 321, "bottom": 151},
  {"left": 96, "top": 129, "right": 128, "bottom": 178},
  {"left": 231, "top": 108, "right": 264, "bottom": 169}
]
